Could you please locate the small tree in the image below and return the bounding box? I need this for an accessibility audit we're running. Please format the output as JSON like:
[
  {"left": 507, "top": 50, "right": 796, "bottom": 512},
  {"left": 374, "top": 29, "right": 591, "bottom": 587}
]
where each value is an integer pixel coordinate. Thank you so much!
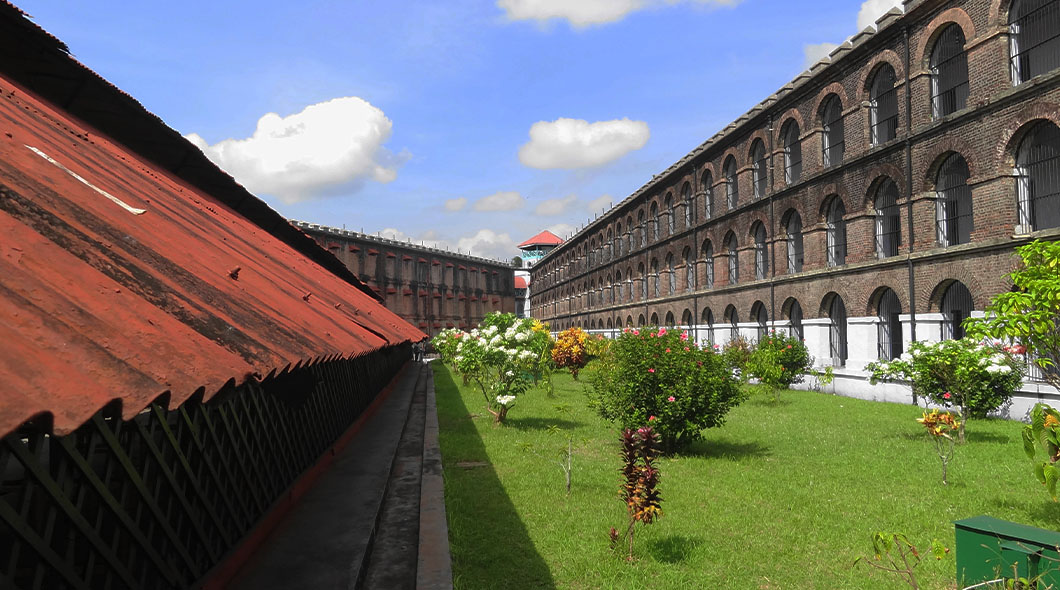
[
  {"left": 917, "top": 409, "right": 960, "bottom": 485},
  {"left": 746, "top": 332, "right": 813, "bottom": 401},
  {"left": 552, "top": 327, "right": 589, "bottom": 380},
  {"left": 1023, "top": 403, "right": 1060, "bottom": 502},
  {"left": 966, "top": 239, "right": 1060, "bottom": 391},
  {"left": 609, "top": 426, "right": 662, "bottom": 561}
]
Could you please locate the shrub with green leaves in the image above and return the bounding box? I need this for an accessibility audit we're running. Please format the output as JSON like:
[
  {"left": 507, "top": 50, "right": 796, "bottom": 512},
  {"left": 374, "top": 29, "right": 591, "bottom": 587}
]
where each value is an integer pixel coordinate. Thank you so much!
[
  {"left": 867, "top": 339, "right": 1024, "bottom": 442},
  {"left": 746, "top": 331, "right": 812, "bottom": 389},
  {"left": 721, "top": 334, "right": 754, "bottom": 375},
  {"left": 588, "top": 326, "right": 743, "bottom": 453},
  {"left": 1023, "top": 403, "right": 1060, "bottom": 501}
]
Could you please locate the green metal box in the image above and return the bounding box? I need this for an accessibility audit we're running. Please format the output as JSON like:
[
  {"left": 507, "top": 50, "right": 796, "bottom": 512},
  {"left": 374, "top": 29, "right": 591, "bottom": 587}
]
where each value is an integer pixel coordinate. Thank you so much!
[{"left": 955, "top": 515, "right": 1060, "bottom": 588}]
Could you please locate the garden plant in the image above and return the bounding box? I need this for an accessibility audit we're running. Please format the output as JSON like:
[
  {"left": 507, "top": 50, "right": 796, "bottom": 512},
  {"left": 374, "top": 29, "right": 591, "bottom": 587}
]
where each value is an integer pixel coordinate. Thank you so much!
[
  {"left": 609, "top": 426, "right": 662, "bottom": 562},
  {"left": 588, "top": 327, "right": 743, "bottom": 453},
  {"left": 552, "top": 326, "right": 589, "bottom": 380},
  {"left": 745, "top": 331, "right": 812, "bottom": 401},
  {"left": 917, "top": 409, "right": 960, "bottom": 486},
  {"left": 1023, "top": 402, "right": 1060, "bottom": 502}
]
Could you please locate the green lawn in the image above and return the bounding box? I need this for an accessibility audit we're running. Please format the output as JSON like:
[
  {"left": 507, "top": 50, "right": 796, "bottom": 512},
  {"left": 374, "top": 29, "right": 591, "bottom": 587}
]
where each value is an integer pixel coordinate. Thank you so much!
[{"left": 434, "top": 361, "right": 1060, "bottom": 589}]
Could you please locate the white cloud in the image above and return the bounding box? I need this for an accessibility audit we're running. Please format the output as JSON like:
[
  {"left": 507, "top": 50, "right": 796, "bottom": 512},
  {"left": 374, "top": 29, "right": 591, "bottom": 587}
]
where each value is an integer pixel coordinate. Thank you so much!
[
  {"left": 856, "top": 0, "right": 902, "bottom": 31},
  {"left": 519, "top": 118, "right": 650, "bottom": 170},
  {"left": 545, "top": 223, "right": 575, "bottom": 239},
  {"left": 455, "top": 229, "right": 519, "bottom": 260},
  {"left": 472, "top": 191, "right": 525, "bottom": 212},
  {"left": 497, "top": 0, "right": 741, "bottom": 28},
  {"left": 802, "top": 42, "right": 838, "bottom": 69},
  {"left": 185, "top": 97, "right": 402, "bottom": 204},
  {"left": 586, "top": 194, "right": 613, "bottom": 213},
  {"left": 535, "top": 194, "right": 578, "bottom": 216},
  {"left": 445, "top": 197, "right": 468, "bottom": 212}
]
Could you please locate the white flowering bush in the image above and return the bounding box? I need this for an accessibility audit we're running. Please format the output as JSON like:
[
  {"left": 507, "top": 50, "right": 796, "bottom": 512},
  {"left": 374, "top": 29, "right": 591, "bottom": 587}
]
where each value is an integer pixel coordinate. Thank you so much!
[
  {"left": 867, "top": 339, "right": 1024, "bottom": 442},
  {"left": 444, "top": 312, "right": 552, "bottom": 424}
]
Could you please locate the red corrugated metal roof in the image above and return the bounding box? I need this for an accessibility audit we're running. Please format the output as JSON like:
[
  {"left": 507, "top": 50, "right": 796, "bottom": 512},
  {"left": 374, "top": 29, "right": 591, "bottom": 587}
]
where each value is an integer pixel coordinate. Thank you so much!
[
  {"left": 518, "top": 230, "right": 563, "bottom": 248},
  {"left": 0, "top": 69, "right": 424, "bottom": 437},
  {"left": 514, "top": 276, "right": 528, "bottom": 289}
]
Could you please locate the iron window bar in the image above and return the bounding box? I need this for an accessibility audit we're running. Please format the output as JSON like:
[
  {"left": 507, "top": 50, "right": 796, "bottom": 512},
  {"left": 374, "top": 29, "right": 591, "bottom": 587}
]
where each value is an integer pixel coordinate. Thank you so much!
[
  {"left": 1010, "top": 0, "right": 1060, "bottom": 84},
  {"left": 1017, "top": 122, "right": 1060, "bottom": 231},
  {"left": 930, "top": 25, "right": 969, "bottom": 117},
  {"left": 784, "top": 123, "right": 802, "bottom": 185}
]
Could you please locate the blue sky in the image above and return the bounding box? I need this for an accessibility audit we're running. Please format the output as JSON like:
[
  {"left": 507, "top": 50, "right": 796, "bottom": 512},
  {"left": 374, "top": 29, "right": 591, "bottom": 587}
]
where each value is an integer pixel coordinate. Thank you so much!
[{"left": 18, "top": 0, "right": 900, "bottom": 260}]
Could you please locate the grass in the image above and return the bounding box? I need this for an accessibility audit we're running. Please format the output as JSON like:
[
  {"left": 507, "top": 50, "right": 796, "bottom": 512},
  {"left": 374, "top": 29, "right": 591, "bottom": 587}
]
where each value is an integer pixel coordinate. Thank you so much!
[{"left": 434, "top": 362, "right": 1060, "bottom": 589}]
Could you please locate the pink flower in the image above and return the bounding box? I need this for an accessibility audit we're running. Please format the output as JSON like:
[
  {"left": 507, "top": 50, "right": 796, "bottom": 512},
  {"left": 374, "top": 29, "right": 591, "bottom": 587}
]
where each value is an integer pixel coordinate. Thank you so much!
[
  {"left": 658, "top": 328, "right": 667, "bottom": 336},
  {"left": 667, "top": 396, "right": 676, "bottom": 402},
  {"left": 665, "top": 348, "right": 671, "bottom": 353},
  {"left": 696, "top": 361, "right": 702, "bottom": 367},
  {"left": 680, "top": 331, "right": 688, "bottom": 341},
  {"left": 943, "top": 392, "right": 951, "bottom": 400},
  {"left": 684, "top": 347, "right": 690, "bottom": 351},
  {"left": 648, "top": 368, "right": 655, "bottom": 373},
  {"left": 713, "top": 344, "right": 720, "bottom": 350},
  {"left": 633, "top": 330, "right": 639, "bottom": 335},
  {"left": 786, "top": 344, "right": 792, "bottom": 349},
  {"left": 649, "top": 415, "right": 656, "bottom": 421}
]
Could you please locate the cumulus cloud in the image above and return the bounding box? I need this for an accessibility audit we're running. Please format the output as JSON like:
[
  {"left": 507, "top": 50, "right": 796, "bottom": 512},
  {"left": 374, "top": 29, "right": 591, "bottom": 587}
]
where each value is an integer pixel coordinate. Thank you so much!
[
  {"left": 497, "top": 0, "right": 741, "bottom": 27},
  {"left": 519, "top": 118, "right": 650, "bottom": 170},
  {"left": 546, "top": 223, "right": 575, "bottom": 239},
  {"left": 455, "top": 229, "right": 519, "bottom": 260},
  {"left": 445, "top": 197, "right": 468, "bottom": 211},
  {"left": 472, "top": 191, "right": 525, "bottom": 212},
  {"left": 535, "top": 194, "right": 578, "bottom": 216},
  {"left": 185, "top": 97, "right": 402, "bottom": 203},
  {"left": 586, "top": 194, "right": 613, "bottom": 213},
  {"left": 856, "top": 0, "right": 903, "bottom": 31},
  {"left": 803, "top": 42, "right": 839, "bottom": 69}
]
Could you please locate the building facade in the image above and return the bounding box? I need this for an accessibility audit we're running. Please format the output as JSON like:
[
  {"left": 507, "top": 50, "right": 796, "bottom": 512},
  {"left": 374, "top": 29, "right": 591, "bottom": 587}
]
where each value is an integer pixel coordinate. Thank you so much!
[
  {"left": 530, "top": 0, "right": 1060, "bottom": 411},
  {"left": 295, "top": 221, "right": 516, "bottom": 337},
  {"left": 515, "top": 230, "right": 564, "bottom": 319}
]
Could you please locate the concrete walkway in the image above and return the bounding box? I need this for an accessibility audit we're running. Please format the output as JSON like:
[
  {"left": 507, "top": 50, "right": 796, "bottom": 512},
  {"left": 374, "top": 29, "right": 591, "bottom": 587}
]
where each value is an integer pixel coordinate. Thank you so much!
[{"left": 227, "top": 360, "right": 452, "bottom": 590}]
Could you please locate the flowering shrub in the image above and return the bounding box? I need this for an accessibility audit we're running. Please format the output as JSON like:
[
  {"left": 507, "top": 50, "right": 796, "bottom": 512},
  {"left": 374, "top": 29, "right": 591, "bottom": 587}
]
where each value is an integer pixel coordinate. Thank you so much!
[
  {"left": 588, "top": 327, "right": 743, "bottom": 453},
  {"left": 748, "top": 332, "right": 812, "bottom": 387},
  {"left": 585, "top": 333, "right": 611, "bottom": 360},
  {"left": 867, "top": 339, "right": 1024, "bottom": 442},
  {"left": 443, "top": 312, "right": 552, "bottom": 424},
  {"left": 918, "top": 409, "right": 960, "bottom": 485},
  {"left": 721, "top": 335, "right": 754, "bottom": 375},
  {"left": 1023, "top": 403, "right": 1060, "bottom": 501},
  {"left": 552, "top": 327, "right": 589, "bottom": 379},
  {"left": 432, "top": 327, "right": 464, "bottom": 365}
]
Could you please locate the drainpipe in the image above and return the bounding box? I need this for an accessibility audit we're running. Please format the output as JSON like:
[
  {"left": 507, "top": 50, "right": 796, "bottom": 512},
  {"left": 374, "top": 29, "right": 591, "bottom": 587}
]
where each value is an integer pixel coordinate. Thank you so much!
[
  {"left": 767, "top": 114, "right": 777, "bottom": 329},
  {"left": 904, "top": 25, "right": 917, "bottom": 344}
]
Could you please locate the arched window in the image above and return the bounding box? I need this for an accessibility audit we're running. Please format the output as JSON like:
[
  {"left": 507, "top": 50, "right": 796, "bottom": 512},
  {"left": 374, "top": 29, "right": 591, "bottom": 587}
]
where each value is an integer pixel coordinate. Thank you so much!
[
  {"left": 682, "top": 309, "right": 693, "bottom": 329},
  {"left": 936, "top": 153, "right": 974, "bottom": 246},
  {"left": 724, "top": 156, "right": 739, "bottom": 210},
  {"left": 752, "top": 222, "right": 768, "bottom": 280},
  {"left": 751, "top": 140, "right": 767, "bottom": 199},
  {"left": 725, "top": 305, "right": 739, "bottom": 341},
  {"left": 650, "top": 312, "right": 660, "bottom": 326},
  {"left": 1016, "top": 121, "right": 1060, "bottom": 231},
  {"left": 1009, "top": 0, "right": 1060, "bottom": 84},
  {"left": 639, "top": 263, "right": 647, "bottom": 300},
  {"left": 820, "top": 95, "right": 845, "bottom": 167},
  {"left": 751, "top": 301, "right": 768, "bottom": 342},
  {"left": 785, "top": 211, "right": 804, "bottom": 273},
  {"left": 637, "top": 211, "right": 646, "bottom": 247},
  {"left": 615, "top": 270, "right": 623, "bottom": 303},
  {"left": 638, "top": 314, "right": 646, "bottom": 327},
  {"left": 869, "top": 65, "right": 898, "bottom": 145},
  {"left": 606, "top": 230, "right": 613, "bottom": 261},
  {"left": 874, "top": 179, "right": 902, "bottom": 258},
  {"left": 941, "top": 281, "right": 974, "bottom": 340},
  {"left": 782, "top": 120, "right": 802, "bottom": 184},
  {"left": 684, "top": 247, "right": 695, "bottom": 291},
  {"left": 666, "top": 253, "right": 676, "bottom": 295},
  {"left": 702, "top": 308, "right": 715, "bottom": 345},
  {"left": 615, "top": 224, "right": 622, "bottom": 257},
  {"left": 931, "top": 24, "right": 969, "bottom": 117},
  {"left": 703, "top": 240, "right": 715, "bottom": 288},
  {"left": 877, "top": 288, "right": 903, "bottom": 360},
  {"left": 665, "top": 311, "right": 675, "bottom": 327},
  {"left": 725, "top": 233, "right": 739, "bottom": 285},
  {"left": 826, "top": 197, "right": 847, "bottom": 266},
  {"left": 651, "top": 258, "right": 659, "bottom": 298},
  {"left": 627, "top": 315, "right": 634, "bottom": 327},
  {"left": 650, "top": 202, "right": 659, "bottom": 242},
  {"left": 786, "top": 299, "right": 804, "bottom": 342},
  {"left": 827, "top": 294, "right": 848, "bottom": 366},
  {"left": 683, "top": 183, "right": 694, "bottom": 228},
  {"left": 626, "top": 216, "right": 634, "bottom": 252},
  {"left": 588, "top": 279, "right": 595, "bottom": 309},
  {"left": 702, "top": 170, "right": 714, "bottom": 219},
  {"left": 665, "top": 193, "right": 675, "bottom": 236}
]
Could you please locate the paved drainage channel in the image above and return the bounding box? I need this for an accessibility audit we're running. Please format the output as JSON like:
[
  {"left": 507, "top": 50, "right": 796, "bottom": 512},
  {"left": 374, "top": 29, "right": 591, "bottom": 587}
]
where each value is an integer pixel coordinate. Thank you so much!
[{"left": 361, "top": 365, "right": 428, "bottom": 590}]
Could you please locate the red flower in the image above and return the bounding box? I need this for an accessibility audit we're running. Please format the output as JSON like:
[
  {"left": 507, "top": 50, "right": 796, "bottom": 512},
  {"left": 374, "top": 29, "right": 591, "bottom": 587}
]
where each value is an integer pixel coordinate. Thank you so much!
[
  {"left": 649, "top": 415, "right": 656, "bottom": 421},
  {"left": 648, "top": 368, "right": 655, "bottom": 373},
  {"left": 786, "top": 344, "right": 792, "bottom": 349},
  {"left": 943, "top": 392, "right": 951, "bottom": 400},
  {"left": 665, "top": 348, "right": 671, "bottom": 353},
  {"left": 667, "top": 396, "right": 676, "bottom": 402}
]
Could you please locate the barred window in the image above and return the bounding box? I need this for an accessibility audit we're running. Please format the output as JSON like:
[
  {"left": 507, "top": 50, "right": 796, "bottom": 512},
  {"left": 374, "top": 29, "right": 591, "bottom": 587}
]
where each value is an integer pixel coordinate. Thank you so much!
[
  {"left": 665, "top": 311, "right": 675, "bottom": 327},
  {"left": 782, "top": 120, "right": 802, "bottom": 184},
  {"left": 637, "top": 211, "right": 645, "bottom": 247},
  {"left": 725, "top": 305, "right": 739, "bottom": 341},
  {"left": 725, "top": 233, "right": 739, "bottom": 285},
  {"left": 827, "top": 294, "right": 848, "bottom": 366},
  {"left": 606, "top": 230, "right": 613, "bottom": 261},
  {"left": 615, "top": 270, "right": 623, "bottom": 302},
  {"left": 936, "top": 153, "right": 974, "bottom": 246},
  {"left": 682, "top": 183, "right": 694, "bottom": 228},
  {"left": 877, "top": 288, "right": 903, "bottom": 360},
  {"left": 786, "top": 299, "right": 804, "bottom": 342},
  {"left": 702, "top": 307, "right": 715, "bottom": 345},
  {"left": 820, "top": 95, "right": 845, "bottom": 167},
  {"left": 751, "top": 140, "right": 767, "bottom": 199},
  {"left": 941, "top": 281, "right": 974, "bottom": 340},
  {"left": 1010, "top": 0, "right": 1060, "bottom": 84},
  {"left": 625, "top": 269, "right": 633, "bottom": 302},
  {"left": 651, "top": 258, "right": 660, "bottom": 298},
  {"left": 1016, "top": 120, "right": 1060, "bottom": 231},
  {"left": 752, "top": 301, "right": 768, "bottom": 342},
  {"left": 703, "top": 240, "right": 715, "bottom": 288},
  {"left": 874, "top": 179, "right": 902, "bottom": 258},
  {"left": 724, "top": 156, "right": 739, "bottom": 210},
  {"left": 684, "top": 247, "right": 695, "bottom": 291},
  {"left": 785, "top": 210, "right": 803, "bottom": 273},
  {"left": 666, "top": 253, "right": 676, "bottom": 295},
  {"left": 702, "top": 170, "right": 714, "bottom": 218},
  {"left": 869, "top": 65, "right": 899, "bottom": 145},
  {"left": 650, "top": 202, "right": 659, "bottom": 242},
  {"left": 665, "top": 193, "right": 675, "bottom": 236},
  {"left": 639, "top": 263, "right": 647, "bottom": 300},
  {"left": 826, "top": 197, "right": 847, "bottom": 266},
  {"left": 752, "top": 222, "right": 768, "bottom": 280},
  {"left": 682, "top": 309, "right": 692, "bottom": 330},
  {"left": 931, "top": 24, "right": 969, "bottom": 117}
]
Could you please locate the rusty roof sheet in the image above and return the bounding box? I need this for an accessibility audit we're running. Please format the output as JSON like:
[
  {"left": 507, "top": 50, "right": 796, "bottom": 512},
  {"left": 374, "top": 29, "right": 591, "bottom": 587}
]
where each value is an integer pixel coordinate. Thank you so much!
[{"left": 0, "top": 68, "right": 424, "bottom": 437}]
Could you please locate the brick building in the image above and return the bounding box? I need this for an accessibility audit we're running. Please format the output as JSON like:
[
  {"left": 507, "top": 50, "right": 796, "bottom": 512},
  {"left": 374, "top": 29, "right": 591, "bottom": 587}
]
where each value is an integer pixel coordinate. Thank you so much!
[
  {"left": 529, "top": 0, "right": 1060, "bottom": 413},
  {"left": 294, "top": 221, "right": 516, "bottom": 337}
]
